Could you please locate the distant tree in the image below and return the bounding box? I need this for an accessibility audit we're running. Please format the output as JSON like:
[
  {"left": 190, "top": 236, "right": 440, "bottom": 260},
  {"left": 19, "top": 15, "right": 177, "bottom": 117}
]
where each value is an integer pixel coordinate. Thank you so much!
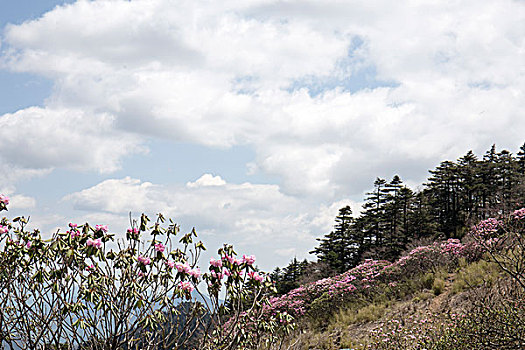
[
  {"left": 272, "top": 258, "right": 309, "bottom": 295},
  {"left": 310, "top": 206, "right": 355, "bottom": 273},
  {"left": 517, "top": 142, "right": 525, "bottom": 175},
  {"left": 361, "top": 178, "right": 388, "bottom": 246}
]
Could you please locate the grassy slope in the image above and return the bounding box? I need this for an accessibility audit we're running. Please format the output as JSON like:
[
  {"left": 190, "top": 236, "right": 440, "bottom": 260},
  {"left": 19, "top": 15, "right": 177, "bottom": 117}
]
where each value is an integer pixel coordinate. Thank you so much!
[{"left": 279, "top": 258, "right": 504, "bottom": 350}]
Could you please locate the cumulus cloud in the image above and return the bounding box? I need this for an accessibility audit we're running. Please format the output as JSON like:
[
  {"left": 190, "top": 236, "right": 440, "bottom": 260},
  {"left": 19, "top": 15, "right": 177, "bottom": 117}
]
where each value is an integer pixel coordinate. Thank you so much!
[
  {"left": 1, "top": 0, "right": 524, "bottom": 200},
  {"left": 7, "top": 194, "right": 36, "bottom": 209},
  {"left": 0, "top": 107, "right": 145, "bottom": 178}
]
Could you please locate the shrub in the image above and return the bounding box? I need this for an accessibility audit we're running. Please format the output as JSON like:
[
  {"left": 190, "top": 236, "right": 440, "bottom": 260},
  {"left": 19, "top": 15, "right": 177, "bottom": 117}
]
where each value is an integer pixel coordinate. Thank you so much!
[
  {"left": 0, "top": 195, "right": 290, "bottom": 350},
  {"left": 432, "top": 278, "right": 445, "bottom": 296},
  {"left": 452, "top": 259, "right": 500, "bottom": 294}
]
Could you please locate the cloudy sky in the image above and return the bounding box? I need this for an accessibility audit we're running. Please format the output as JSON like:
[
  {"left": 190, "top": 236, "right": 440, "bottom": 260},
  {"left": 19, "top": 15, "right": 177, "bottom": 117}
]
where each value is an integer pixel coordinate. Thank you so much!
[{"left": 1, "top": 0, "right": 524, "bottom": 270}]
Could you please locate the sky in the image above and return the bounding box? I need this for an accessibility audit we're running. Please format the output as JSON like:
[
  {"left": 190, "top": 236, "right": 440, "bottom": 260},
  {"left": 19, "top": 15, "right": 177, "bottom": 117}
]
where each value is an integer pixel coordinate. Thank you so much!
[{"left": 0, "top": 0, "right": 524, "bottom": 271}]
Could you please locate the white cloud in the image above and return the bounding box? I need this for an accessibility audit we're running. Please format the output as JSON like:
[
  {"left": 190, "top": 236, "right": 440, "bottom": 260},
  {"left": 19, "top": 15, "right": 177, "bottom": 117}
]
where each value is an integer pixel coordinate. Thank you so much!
[
  {"left": 187, "top": 174, "right": 227, "bottom": 188},
  {"left": 2, "top": 0, "right": 522, "bottom": 199},
  {"left": 0, "top": 107, "right": 145, "bottom": 176},
  {"left": 7, "top": 194, "right": 36, "bottom": 209}
]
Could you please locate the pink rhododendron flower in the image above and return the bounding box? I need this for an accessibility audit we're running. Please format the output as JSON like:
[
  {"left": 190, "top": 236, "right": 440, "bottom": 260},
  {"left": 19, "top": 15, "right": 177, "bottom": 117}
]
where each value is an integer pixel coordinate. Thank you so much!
[
  {"left": 95, "top": 224, "right": 108, "bottom": 233},
  {"left": 211, "top": 271, "right": 224, "bottom": 280},
  {"left": 175, "top": 262, "right": 191, "bottom": 274},
  {"left": 69, "top": 223, "right": 78, "bottom": 229},
  {"left": 189, "top": 268, "right": 201, "bottom": 279},
  {"left": 0, "top": 226, "right": 8, "bottom": 234},
  {"left": 513, "top": 208, "right": 525, "bottom": 220},
  {"left": 26, "top": 241, "right": 32, "bottom": 249},
  {"left": 154, "top": 243, "right": 165, "bottom": 252},
  {"left": 248, "top": 271, "right": 264, "bottom": 282},
  {"left": 87, "top": 238, "right": 102, "bottom": 249},
  {"left": 138, "top": 255, "right": 151, "bottom": 265},
  {"left": 473, "top": 218, "right": 500, "bottom": 238},
  {"left": 222, "top": 255, "right": 241, "bottom": 265},
  {"left": 224, "top": 270, "right": 231, "bottom": 277},
  {"left": 0, "top": 194, "right": 9, "bottom": 205},
  {"left": 127, "top": 228, "right": 139, "bottom": 234},
  {"left": 210, "top": 258, "right": 222, "bottom": 268},
  {"left": 166, "top": 260, "right": 175, "bottom": 268},
  {"left": 179, "top": 281, "right": 194, "bottom": 292},
  {"left": 242, "top": 254, "right": 256, "bottom": 265},
  {"left": 69, "top": 230, "right": 81, "bottom": 238}
]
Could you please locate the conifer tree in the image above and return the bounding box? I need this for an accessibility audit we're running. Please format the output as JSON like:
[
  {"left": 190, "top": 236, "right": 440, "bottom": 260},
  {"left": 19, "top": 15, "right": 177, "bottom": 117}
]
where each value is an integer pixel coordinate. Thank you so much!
[{"left": 311, "top": 206, "right": 355, "bottom": 273}]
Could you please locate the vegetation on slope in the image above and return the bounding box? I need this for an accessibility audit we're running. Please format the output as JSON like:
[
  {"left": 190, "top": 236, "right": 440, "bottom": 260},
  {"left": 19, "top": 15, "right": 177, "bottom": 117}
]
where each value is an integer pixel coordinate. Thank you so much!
[{"left": 268, "top": 209, "right": 525, "bottom": 349}]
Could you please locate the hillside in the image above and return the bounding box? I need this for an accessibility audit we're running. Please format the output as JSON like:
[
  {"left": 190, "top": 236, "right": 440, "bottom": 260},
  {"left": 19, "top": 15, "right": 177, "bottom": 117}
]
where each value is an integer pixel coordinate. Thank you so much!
[{"left": 265, "top": 210, "right": 525, "bottom": 349}]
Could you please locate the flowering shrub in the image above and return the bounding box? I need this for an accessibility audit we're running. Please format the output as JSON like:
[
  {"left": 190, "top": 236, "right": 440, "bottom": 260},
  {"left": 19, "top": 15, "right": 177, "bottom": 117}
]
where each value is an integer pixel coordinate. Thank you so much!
[
  {"left": 0, "top": 196, "right": 288, "bottom": 349},
  {"left": 266, "top": 238, "right": 483, "bottom": 323},
  {"left": 469, "top": 208, "right": 525, "bottom": 290}
]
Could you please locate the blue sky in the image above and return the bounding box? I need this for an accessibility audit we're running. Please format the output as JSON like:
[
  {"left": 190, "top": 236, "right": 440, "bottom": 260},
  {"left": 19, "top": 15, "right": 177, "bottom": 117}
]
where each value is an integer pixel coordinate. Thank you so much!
[{"left": 1, "top": 0, "right": 524, "bottom": 270}]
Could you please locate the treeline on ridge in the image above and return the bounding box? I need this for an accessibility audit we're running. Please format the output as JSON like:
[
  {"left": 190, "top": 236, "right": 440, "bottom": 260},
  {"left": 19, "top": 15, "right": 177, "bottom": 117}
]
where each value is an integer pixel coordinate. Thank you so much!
[{"left": 272, "top": 143, "right": 525, "bottom": 295}]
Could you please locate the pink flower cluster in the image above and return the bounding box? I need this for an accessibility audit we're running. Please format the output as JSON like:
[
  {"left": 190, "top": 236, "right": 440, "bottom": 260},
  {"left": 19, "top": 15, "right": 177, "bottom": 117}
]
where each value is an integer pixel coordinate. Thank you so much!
[
  {"left": 222, "top": 255, "right": 242, "bottom": 265},
  {"left": 266, "top": 237, "right": 486, "bottom": 320},
  {"left": 154, "top": 243, "right": 165, "bottom": 252},
  {"left": 242, "top": 254, "right": 256, "bottom": 265},
  {"left": 0, "top": 194, "right": 9, "bottom": 205},
  {"left": 174, "top": 262, "right": 201, "bottom": 278},
  {"left": 190, "top": 268, "right": 201, "bottom": 278},
  {"left": 248, "top": 271, "right": 264, "bottom": 282},
  {"left": 138, "top": 255, "right": 151, "bottom": 265},
  {"left": 472, "top": 218, "right": 501, "bottom": 239},
  {"left": 68, "top": 223, "right": 82, "bottom": 238},
  {"left": 176, "top": 262, "right": 191, "bottom": 274},
  {"left": 95, "top": 224, "right": 108, "bottom": 233},
  {"left": 513, "top": 208, "right": 525, "bottom": 220},
  {"left": 179, "top": 281, "right": 194, "bottom": 293},
  {"left": 210, "top": 258, "right": 223, "bottom": 268},
  {"left": 0, "top": 225, "right": 8, "bottom": 234},
  {"left": 86, "top": 238, "right": 102, "bottom": 249},
  {"left": 211, "top": 271, "right": 224, "bottom": 280}
]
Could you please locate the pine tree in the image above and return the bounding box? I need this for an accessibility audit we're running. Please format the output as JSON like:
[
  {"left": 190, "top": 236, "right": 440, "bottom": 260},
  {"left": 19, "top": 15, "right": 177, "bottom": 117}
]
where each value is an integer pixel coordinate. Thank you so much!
[
  {"left": 362, "top": 178, "right": 388, "bottom": 246},
  {"left": 517, "top": 142, "right": 525, "bottom": 175},
  {"left": 310, "top": 206, "right": 355, "bottom": 273}
]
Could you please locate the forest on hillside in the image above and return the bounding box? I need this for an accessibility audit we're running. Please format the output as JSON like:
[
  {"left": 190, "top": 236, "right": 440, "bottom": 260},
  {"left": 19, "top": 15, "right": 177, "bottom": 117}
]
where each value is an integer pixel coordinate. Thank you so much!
[{"left": 272, "top": 143, "right": 525, "bottom": 295}]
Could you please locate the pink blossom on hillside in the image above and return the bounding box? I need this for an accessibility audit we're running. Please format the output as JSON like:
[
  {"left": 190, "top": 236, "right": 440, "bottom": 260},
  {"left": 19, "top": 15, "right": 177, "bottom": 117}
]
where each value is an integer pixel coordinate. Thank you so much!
[
  {"left": 154, "top": 243, "right": 165, "bottom": 253},
  {"left": 166, "top": 260, "right": 175, "bottom": 268},
  {"left": 513, "top": 208, "right": 525, "bottom": 220},
  {"left": 472, "top": 218, "right": 500, "bottom": 239},
  {"left": 0, "top": 226, "right": 8, "bottom": 234}
]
